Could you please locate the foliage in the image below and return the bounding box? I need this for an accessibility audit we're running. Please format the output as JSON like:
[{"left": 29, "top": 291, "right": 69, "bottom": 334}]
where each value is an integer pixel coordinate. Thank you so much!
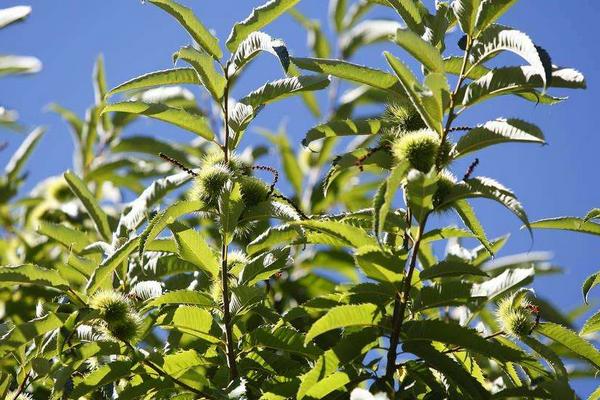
[{"left": 0, "top": 1, "right": 597, "bottom": 399}]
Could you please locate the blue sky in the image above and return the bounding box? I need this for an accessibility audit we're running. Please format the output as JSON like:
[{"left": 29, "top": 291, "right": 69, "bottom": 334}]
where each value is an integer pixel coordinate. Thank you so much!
[{"left": 1, "top": 0, "right": 599, "bottom": 395}]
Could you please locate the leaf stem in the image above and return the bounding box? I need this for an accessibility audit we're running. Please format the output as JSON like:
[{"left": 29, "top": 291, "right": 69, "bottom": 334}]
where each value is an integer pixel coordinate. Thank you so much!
[{"left": 11, "top": 370, "right": 31, "bottom": 400}]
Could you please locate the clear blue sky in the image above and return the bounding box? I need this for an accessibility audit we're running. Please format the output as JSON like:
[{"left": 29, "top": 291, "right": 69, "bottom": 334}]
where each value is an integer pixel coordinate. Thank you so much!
[{"left": 2, "top": 0, "right": 599, "bottom": 395}]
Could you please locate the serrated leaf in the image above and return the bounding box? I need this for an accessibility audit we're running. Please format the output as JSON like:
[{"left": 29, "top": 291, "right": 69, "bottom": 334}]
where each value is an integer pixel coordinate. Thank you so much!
[
  {"left": 149, "top": 0, "right": 222, "bottom": 59},
  {"left": 440, "top": 176, "right": 529, "bottom": 232},
  {"left": 292, "top": 57, "right": 400, "bottom": 91},
  {"left": 156, "top": 305, "right": 218, "bottom": 342},
  {"left": 451, "top": 0, "right": 481, "bottom": 36},
  {"left": 537, "top": 322, "right": 600, "bottom": 370},
  {"left": 107, "top": 68, "right": 200, "bottom": 97},
  {"left": 403, "top": 341, "right": 489, "bottom": 399},
  {"left": 37, "top": 221, "right": 92, "bottom": 253},
  {"left": 405, "top": 168, "right": 438, "bottom": 223},
  {"left": 304, "top": 303, "right": 382, "bottom": 344},
  {"left": 71, "top": 360, "right": 134, "bottom": 398},
  {"left": 86, "top": 236, "right": 138, "bottom": 294},
  {"left": 403, "top": 320, "right": 526, "bottom": 362},
  {"left": 172, "top": 228, "right": 219, "bottom": 278},
  {"left": 138, "top": 200, "right": 203, "bottom": 258},
  {"left": 101, "top": 101, "right": 214, "bottom": 141},
  {"left": 530, "top": 217, "right": 600, "bottom": 237},
  {"left": 581, "top": 310, "right": 600, "bottom": 337},
  {"left": 384, "top": 0, "right": 424, "bottom": 34},
  {"left": 0, "top": 313, "right": 67, "bottom": 351},
  {"left": 250, "top": 325, "right": 321, "bottom": 357},
  {"left": 4, "top": 127, "right": 44, "bottom": 181},
  {"left": 470, "top": 267, "right": 534, "bottom": 300},
  {"left": 173, "top": 46, "right": 226, "bottom": 101},
  {"left": 354, "top": 246, "right": 405, "bottom": 284},
  {"left": 420, "top": 260, "right": 489, "bottom": 280},
  {"left": 395, "top": 28, "right": 444, "bottom": 72},
  {"left": 469, "top": 26, "right": 552, "bottom": 88},
  {"left": 64, "top": 170, "right": 112, "bottom": 241},
  {"left": 303, "top": 119, "right": 385, "bottom": 147},
  {"left": 384, "top": 52, "right": 444, "bottom": 134},
  {"left": 240, "top": 248, "right": 290, "bottom": 285},
  {"left": 452, "top": 199, "right": 493, "bottom": 255},
  {"left": 341, "top": 20, "right": 402, "bottom": 59},
  {"left": 474, "top": 0, "right": 518, "bottom": 34},
  {"left": 0, "top": 264, "right": 69, "bottom": 289},
  {"left": 226, "top": 0, "right": 300, "bottom": 52},
  {"left": 582, "top": 271, "right": 600, "bottom": 305},
  {"left": 230, "top": 31, "right": 289, "bottom": 75},
  {"left": 374, "top": 160, "right": 410, "bottom": 241},
  {"left": 241, "top": 75, "right": 329, "bottom": 109},
  {"left": 146, "top": 290, "right": 215, "bottom": 309},
  {"left": 456, "top": 118, "right": 544, "bottom": 157}
]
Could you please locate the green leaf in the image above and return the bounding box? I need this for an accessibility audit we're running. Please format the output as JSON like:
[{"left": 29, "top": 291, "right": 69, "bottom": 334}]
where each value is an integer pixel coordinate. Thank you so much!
[
  {"left": 240, "top": 248, "right": 290, "bottom": 285},
  {"left": 402, "top": 341, "right": 489, "bottom": 399},
  {"left": 241, "top": 75, "right": 329, "bottom": 109},
  {"left": 48, "top": 103, "right": 83, "bottom": 140},
  {"left": 4, "top": 127, "right": 44, "bottom": 181},
  {"left": 581, "top": 310, "right": 600, "bottom": 337},
  {"left": 330, "top": 0, "right": 347, "bottom": 32},
  {"left": 292, "top": 57, "right": 400, "bottom": 91},
  {"left": 156, "top": 305, "right": 217, "bottom": 342},
  {"left": 0, "top": 313, "right": 67, "bottom": 351},
  {"left": 520, "top": 336, "right": 568, "bottom": 380},
  {"left": 0, "top": 5, "right": 31, "bottom": 29},
  {"left": 173, "top": 46, "right": 226, "bottom": 101},
  {"left": 374, "top": 160, "right": 410, "bottom": 241},
  {"left": 584, "top": 208, "right": 600, "bottom": 222},
  {"left": 471, "top": 267, "right": 534, "bottom": 301},
  {"left": 354, "top": 246, "right": 405, "bottom": 284},
  {"left": 86, "top": 237, "right": 138, "bottom": 294},
  {"left": 148, "top": 0, "right": 222, "bottom": 59},
  {"left": 582, "top": 272, "right": 600, "bottom": 304},
  {"left": 101, "top": 101, "right": 214, "bottom": 141},
  {"left": 230, "top": 31, "right": 289, "bottom": 75},
  {"left": 304, "top": 372, "right": 350, "bottom": 399},
  {"left": 452, "top": 199, "right": 493, "bottom": 255},
  {"left": 37, "top": 221, "right": 92, "bottom": 253},
  {"left": 588, "top": 385, "right": 600, "bottom": 400},
  {"left": 469, "top": 26, "right": 552, "bottom": 88},
  {"left": 384, "top": 0, "right": 424, "bottom": 34},
  {"left": 420, "top": 260, "right": 489, "bottom": 280},
  {"left": 0, "top": 55, "right": 41, "bottom": 76},
  {"left": 64, "top": 170, "right": 112, "bottom": 241},
  {"left": 260, "top": 128, "right": 303, "bottom": 193},
  {"left": 537, "top": 322, "right": 600, "bottom": 370},
  {"left": 139, "top": 200, "right": 203, "bottom": 258},
  {"left": 405, "top": 168, "right": 438, "bottom": 223},
  {"left": 0, "top": 264, "right": 69, "bottom": 289},
  {"left": 384, "top": 52, "right": 444, "bottom": 134},
  {"left": 394, "top": 28, "right": 444, "bottom": 72},
  {"left": 403, "top": 320, "right": 526, "bottom": 362},
  {"left": 249, "top": 325, "right": 321, "bottom": 357},
  {"left": 107, "top": 68, "right": 200, "bottom": 97},
  {"left": 440, "top": 177, "right": 529, "bottom": 232},
  {"left": 530, "top": 217, "right": 600, "bottom": 237},
  {"left": 456, "top": 118, "right": 544, "bottom": 157},
  {"left": 304, "top": 303, "right": 382, "bottom": 344},
  {"left": 71, "top": 361, "right": 134, "bottom": 398},
  {"left": 474, "top": 0, "right": 519, "bottom": 34},
  {"left": 302, "top": 119, "right": 385, "bottom": 147},
  {"left": 146, "top": 289, "right": 215, "bottom": 309},
  {"left": 226, "top": 0, "right": 300, "bottom": 52},
  {"left": 451, "top": 0, "right": 481, "bottom": 36},
  {"left": 292, "top": 219, "right": 377, "bottom": 248},
  {"left": 341, "top": 20, "right": 402, "bottom": 59},
  {"left": 172, "top": 228, "right": 219, "bottom": 278}
]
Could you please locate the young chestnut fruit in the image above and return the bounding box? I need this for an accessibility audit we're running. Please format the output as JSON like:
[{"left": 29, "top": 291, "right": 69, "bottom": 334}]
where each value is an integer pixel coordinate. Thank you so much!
[
  {"left": 496, "top": 289, "right": 539, "bottom": 337},
  {"left": 189, "top": 164, "right": 231, "bottom": 208},
  {"left": 90, "top": 290, "right": 141, "bottom": 342},
  {"left": 392, "top": 130, "right": 452, "bottom": 172}
]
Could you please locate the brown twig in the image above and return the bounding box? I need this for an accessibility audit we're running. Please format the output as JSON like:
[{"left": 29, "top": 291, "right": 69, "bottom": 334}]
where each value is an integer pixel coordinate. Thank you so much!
[
  {"left": 463, "top": 158, "right": 479, "bottom": 181},
  {"left": 252, "top": 165, "right": 279, "bottom": 197}
]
